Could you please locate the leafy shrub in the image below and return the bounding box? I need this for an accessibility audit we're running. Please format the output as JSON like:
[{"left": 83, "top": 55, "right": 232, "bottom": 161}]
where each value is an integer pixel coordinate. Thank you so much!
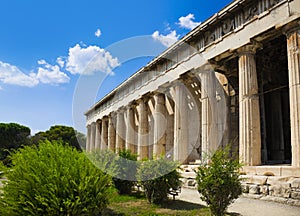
[
  {"left": 196, "top": 148, "right": 242, "bottom": 216},
  {"left": 88, "top": 149, "right": 119, "bottom": 177},
  {"left": 113, "top": 149, "right": 138, "bottom": 195},
  {"left": 0, "top": 140, "right": 113, "bottom": 216},
  {"left": 89, "top": 149, "right": 138, "bottom": 195},
  {"left": 0, "top": 161, "right": 7, "bottom": 178},
  {"left": 137, "top": 157, "right": 181, "bottom": 204}
]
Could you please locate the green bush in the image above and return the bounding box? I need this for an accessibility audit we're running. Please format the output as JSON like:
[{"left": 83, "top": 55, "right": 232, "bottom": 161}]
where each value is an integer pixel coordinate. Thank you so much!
[
  {"left": 89, "top": 149, "right": 138, "bottom": 195},
  {"left": 0, "top": 140, "right": 113, "bottom": 216},
  {"left": 113, "top": 149, "right": 138, "bottom": 195},
  {"left": 137, "top": 157, "right": 181, "bottom": 204},
  {"left": 196, "top": 148, "right": 242, "bottom": 216}
]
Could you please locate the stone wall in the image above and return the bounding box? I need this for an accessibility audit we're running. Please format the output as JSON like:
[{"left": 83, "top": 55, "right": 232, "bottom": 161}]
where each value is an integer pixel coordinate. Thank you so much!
[
  {"left": 179, "top": 165, "right": 300, "bottom": 206},
  {"left": 241, "top": 175, "right": 300, "bottom": 206}
]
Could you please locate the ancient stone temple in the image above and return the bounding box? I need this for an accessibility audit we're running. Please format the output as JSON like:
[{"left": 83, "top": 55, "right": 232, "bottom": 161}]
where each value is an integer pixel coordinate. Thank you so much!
[{"left": 85, "top": 0, "right": 300, "bottom": 204}]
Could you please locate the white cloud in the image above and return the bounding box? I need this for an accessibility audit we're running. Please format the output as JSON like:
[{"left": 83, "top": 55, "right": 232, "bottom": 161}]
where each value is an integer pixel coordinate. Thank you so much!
[
  {"left": 0, "top": 60, "right": 70, "bottom": 87},
  {"left": 152, "top": 30, "right": 179, "bottom": 47},
  {"left": 178, "top": 13, "right": 201, "bottom": 30},
  {"left": 0, "top": 61, "right": 39, "bottom": 87},
  {"left": 36, "top": 60, "right": 70, "bottom": 84},
  {"left": 56, "top": 57, "right": 65, "bottom": 68},
  {"left": 95, "top": 28, "right": 102, "bottom": 38},
  {"left": 65, "top": 44, "right": 120, "bottom": 75},
  {"left": 37, "top": 59, "right": 47, "bottom": 65}
]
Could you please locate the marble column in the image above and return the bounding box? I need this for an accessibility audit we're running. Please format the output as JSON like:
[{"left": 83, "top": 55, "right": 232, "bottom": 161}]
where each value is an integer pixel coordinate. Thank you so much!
[
  {"left": 90, "top": 122, "right": 96, "bottom": 151},
  {"left": 286, "top": 27, "right": 300, "bottom": 167},
  {"left": 137, "top": 98, "right": 149, "bottom": 160},
  {"left": 95, "top": 121, "right": 101, "bottom": 150},
  {"left": 238, "top": 44, "right": 261, "bottom": 166},
  {"left": 200, "top": 70, "right": 217, "bottom": 158},
  {"left": 173, "top": 81, "right": 189, "bottom": 163},
  {"left": 125, "top": 105, "right": 135, "bottom": 153},
  {"left": 153, "top": 93, "right": 167, "bottom": 158},
  {"left": 86, "top": 125, "right": 91, "bottom": 152},
  {"left": 101, "top": 117, "right": 108, "bottom": 150},
  {"left": 108, "top": 115, "right": 116, "bottom": 151},
  {"left": 116, "top": 109, "right": 126, "bottom": 153}
]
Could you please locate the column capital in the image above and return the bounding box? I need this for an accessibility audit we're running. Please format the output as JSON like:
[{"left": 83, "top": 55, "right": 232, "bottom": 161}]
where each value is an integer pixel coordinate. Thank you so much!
[
  {"left": 102, "top": 116, "right": 109, "bottom": 121},
  {"left": 136, "top": 95, "right": 150, "bottom": 104},
  {"left": 282, "top": 20, "right": 300, "bottom": 37},
  {"left": 125, "top": 102, "right": 136, "bottom": 110},
  {"left": 153, "top": 92, "right": 165, "bottom": 104},
  {"left": 236, "top": 41, "right": 263, "bottom": 55},
  {"left": 116, "top": 106, "right": 126, "bottom": 113}
]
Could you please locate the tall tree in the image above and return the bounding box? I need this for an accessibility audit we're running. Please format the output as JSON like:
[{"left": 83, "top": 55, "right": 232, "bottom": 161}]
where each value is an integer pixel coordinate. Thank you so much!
[
  {"left": 31, "top": 125, "right": 86, "bottom": 150},
  {"left": 0, "top": 123, "right": 31, "bottom": 162}
]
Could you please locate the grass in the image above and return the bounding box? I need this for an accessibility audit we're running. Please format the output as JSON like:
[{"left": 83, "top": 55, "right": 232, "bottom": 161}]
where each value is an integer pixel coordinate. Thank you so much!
[{"left": 103, "top": 191, "right": 210, "bottom": 216}]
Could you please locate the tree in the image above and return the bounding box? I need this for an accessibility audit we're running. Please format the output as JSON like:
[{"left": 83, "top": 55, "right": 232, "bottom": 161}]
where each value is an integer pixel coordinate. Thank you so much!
[
  {"left": 31, "top": 125, "right": 86, "bottom": 150},
  {"left": 0, "top": 123, "right": 31, "bottom": 162},
  {"left": 196, "top": 148, "right": 242, "bottom": 216}
]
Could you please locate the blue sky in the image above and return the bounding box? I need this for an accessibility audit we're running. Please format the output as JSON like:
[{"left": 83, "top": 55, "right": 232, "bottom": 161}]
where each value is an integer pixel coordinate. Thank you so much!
[{"left": 0, "top": 0, "right": 232, "bottom": 134}]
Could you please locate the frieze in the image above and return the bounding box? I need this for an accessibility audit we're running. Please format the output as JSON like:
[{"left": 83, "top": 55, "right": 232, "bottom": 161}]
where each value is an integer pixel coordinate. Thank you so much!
[{"left": 197, "top": 0, "right": 284, "bottom": 49}]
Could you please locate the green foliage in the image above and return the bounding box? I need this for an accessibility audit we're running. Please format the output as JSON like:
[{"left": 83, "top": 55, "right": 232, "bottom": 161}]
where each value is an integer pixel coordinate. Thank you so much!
[
  {"left": 30, "top": 125, "right": 86, "bottom": 150},
  {"left": 0, "top": 140, "right": 113, "bottom": 216},
  {"left": 196, "top": 148, "right": 242, "bottom": 216},
  {"left": 0, "top": 161, "right": 8, "bottom": 178},
  {"left": 0, "top": 123, "right": 31, "bottom": 163},
  {"left": 89, "top": 149, "right": 138, "bottom": 195},
  {"left": 88, "top": 149, "right": 120, "bottom": 177},
  {"left": 113, "top": 149, "right": 138, "bottom": 194},
  {"left": 137, "top": 158, "right": 181, "bottom": 204}
]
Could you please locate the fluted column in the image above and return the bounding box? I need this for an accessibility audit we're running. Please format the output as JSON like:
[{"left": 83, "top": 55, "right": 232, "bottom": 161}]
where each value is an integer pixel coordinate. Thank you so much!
[
  {"left": 108, "top": 115, "right": 116, "bottom": 151},
  {"left": 173, "top": 81, "right": 189, "bottom": 163},
  {"left": 200, "top": 70, "right": 218, "bottom": 157},
  {"left": 86, "top": 125, "right": 91, "bottom": 152},
  {"left": 116, "top": 109, "right": 126, "bottom": 153},
  {"left": 137, "top": 98, "right": 149, "bottom": 160},
  {"left": 101, "top": 117, "right": 108, "bottom": 150},
  {"left": 126, "top": 105, "right": 135, "bottom": 153},
  {"left": 95, "top": 121, "right": 101, "bottom": 150},
  {"left": 153, "top": 93, "right": 167, "bottom": 158},
  {"left": 238, "top": 44, "right": 261, "bottom": 166},
  {"left": 90, "top": 122, "right": 96, "bottom": 151},
  {"left": 166, "top": 112, "right": 174, "bottom": 158},
  {"left": 286, "top": 27, "right": 300, "bottom": 167}
]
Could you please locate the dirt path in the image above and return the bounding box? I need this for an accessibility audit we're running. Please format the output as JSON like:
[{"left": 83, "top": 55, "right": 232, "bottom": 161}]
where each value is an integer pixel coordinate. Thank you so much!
[{"left": 178, "top": 188, "right": 300, "bottom": 216}]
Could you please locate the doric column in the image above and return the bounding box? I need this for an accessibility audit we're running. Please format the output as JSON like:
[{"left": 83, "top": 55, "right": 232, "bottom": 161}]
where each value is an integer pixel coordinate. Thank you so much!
[
  {"left": 238, "top": 44, "right": 261, "bottom": 166},
  {"left": 86, "top": 125, "right": 91, "bottom": 152},
  {"left": 116, "top": 109, "right": 126, "bottom": 153},
  {"left": 101, "top": 117, "right": 108, "bottom": 150},
  {"left": 108, "top": 115, "right": 116, "bottom": 151},
  {"left": 90, "top": 122, "right": 96, "bottom": 151},
  {"left": 95, "top": 121, "right": 101, "bottom": 150},
  {"left": 286, "top": 26, "right": 300, "bottom": 167},
  {"left": 153, "top": 93, "right": 167, "bottom": 158},
  {"left": 166, "top": 112, "right": 174, "bottom": 158},
  {"left": 125, "top": 105, "right": 135, "bottom": 153},
  {"left": 173, "top": 81, "right": 189, "bottom": 163},
  {"left": 200, "top": 70, "right": 218, "bottom": 157},
  {"left": 137, "top": 98, "right": 149, "bottom": 160}
]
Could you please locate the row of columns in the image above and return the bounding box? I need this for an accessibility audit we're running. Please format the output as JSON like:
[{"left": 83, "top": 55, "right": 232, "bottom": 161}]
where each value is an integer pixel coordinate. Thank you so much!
[
  {"left": 86, "top": 86, "right": 190, "bottom": 163},
  {"left": 87, "top": 25, "right": 300, "bottom": 167},
  {"left": 238, "top": 26, "right": 300, "bottom": 167}
]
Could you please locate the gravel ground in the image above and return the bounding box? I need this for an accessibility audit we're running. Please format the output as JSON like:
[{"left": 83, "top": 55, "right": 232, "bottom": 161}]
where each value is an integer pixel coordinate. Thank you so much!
[{"left": 178, "top": 188, "right": 300, "bottom": 216}]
